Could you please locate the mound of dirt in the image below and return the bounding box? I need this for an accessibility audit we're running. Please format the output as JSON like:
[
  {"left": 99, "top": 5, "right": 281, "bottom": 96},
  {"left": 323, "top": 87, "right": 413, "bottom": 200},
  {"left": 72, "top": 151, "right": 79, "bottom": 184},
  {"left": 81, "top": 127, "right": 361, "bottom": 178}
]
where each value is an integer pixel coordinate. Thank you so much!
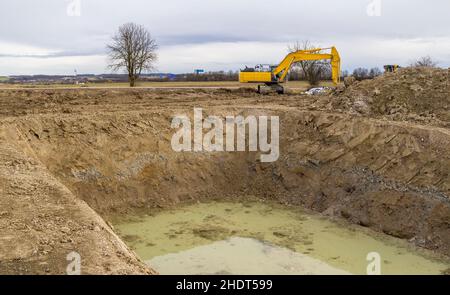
[{"left": 333, "top": 67, "right": 450, "bottom": 126}]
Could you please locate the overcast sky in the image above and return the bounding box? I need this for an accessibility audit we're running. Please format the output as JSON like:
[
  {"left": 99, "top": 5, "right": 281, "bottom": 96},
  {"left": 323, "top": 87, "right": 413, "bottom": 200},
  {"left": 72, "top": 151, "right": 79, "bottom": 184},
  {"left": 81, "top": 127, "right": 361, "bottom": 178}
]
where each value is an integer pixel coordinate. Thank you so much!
[{"left": 0, "top": 0, "right": 449, "bottom": 75}]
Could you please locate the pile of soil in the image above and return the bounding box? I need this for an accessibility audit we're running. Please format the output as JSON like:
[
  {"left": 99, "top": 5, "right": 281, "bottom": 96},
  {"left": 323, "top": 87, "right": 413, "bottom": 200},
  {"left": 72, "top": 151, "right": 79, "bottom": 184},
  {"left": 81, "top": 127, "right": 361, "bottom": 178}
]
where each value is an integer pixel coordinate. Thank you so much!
[{"left": 333, "top": 67, "right": 450, "bottom": 126}]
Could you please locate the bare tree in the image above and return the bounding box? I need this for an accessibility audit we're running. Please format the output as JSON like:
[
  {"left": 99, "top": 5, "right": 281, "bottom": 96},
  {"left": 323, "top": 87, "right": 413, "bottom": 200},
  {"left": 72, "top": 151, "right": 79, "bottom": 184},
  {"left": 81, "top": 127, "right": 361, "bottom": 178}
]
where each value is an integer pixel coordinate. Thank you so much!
[
  {"left": 369, "top": 67, "right": 382, "bottom": 78},
  {"left": 341, "top": 70, "right": 349, "bottom": 78},
  {"left": 107, "top": 23, "right": 158, "bottom": 87},
  {"left": 287, "top": 40, "right": 331, "bottom": 86},
  {"left": 353, "top": 67, "right": 369, "bottom": 81},
  {"left": 412, "top": 56, "right": 437, "bottom": 68}
]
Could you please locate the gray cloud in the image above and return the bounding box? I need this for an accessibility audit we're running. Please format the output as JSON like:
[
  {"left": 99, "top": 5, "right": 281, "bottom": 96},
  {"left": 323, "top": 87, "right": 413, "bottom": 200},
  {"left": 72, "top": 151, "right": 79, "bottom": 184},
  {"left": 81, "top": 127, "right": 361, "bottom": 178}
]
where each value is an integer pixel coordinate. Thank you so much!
[
  {"left": 0, "top": 0, "right": 449, "bottom": 74},
  {"left": 0, "top": 49, "right": 106, "bottom": 59}
]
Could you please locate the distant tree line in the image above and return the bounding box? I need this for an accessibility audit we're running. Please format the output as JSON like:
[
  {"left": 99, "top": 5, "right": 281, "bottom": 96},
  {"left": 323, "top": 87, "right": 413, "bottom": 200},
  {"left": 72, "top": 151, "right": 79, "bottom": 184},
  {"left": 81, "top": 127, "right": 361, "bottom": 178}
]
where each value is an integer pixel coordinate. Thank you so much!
[
  {"left": 287, "top": 68, "right": 332, "bottom": 83},
  {"left": 150, "top": 71, "right": 239, "bottom": 82},
  {"left": 351, "top": 67, "right": 383, "bottom": 81},
  {"left": 345, "top": 56, "right": 438, "bottom": 82},
  {"left": 287, "top": 66, "right": 384, "bottom": 83}
]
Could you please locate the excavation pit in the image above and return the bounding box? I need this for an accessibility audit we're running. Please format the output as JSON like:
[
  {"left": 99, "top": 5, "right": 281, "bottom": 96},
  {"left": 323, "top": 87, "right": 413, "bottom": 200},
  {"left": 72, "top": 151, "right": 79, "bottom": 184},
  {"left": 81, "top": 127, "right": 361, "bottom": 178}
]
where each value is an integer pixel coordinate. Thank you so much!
[{"left": 0, "top": 88, "right": 449, "bottom": 274}]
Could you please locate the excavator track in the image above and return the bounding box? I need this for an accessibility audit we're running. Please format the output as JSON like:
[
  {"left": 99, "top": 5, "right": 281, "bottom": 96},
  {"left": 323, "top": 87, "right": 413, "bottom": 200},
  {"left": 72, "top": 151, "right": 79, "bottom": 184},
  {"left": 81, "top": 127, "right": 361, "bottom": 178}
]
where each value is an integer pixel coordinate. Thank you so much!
[{"left": 257, "top": 84, "right": 285, "bottom": 95}]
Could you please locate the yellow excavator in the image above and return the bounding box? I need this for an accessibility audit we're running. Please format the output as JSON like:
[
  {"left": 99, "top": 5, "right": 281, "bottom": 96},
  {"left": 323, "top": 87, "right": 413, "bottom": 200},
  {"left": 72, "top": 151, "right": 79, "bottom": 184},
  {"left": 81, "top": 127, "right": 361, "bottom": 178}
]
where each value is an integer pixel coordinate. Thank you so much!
[{"left": 239, "top": 46, "right": 341, "bottom": 94}]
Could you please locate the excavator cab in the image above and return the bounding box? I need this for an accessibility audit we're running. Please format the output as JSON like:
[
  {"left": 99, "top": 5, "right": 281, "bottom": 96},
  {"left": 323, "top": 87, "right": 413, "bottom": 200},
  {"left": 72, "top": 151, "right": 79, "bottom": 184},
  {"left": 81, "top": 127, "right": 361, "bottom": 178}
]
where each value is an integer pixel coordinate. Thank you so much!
[{"left": 241, "top": 64, "right": 275, "bottom": 73}]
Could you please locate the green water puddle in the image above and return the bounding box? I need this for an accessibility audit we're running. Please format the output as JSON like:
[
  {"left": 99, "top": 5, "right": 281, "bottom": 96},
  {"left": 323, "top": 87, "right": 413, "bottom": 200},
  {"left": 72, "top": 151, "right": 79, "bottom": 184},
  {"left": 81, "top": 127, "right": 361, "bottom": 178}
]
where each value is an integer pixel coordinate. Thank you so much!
[{"left": 114, "top": 201, "right": 449, "bottom": 275}]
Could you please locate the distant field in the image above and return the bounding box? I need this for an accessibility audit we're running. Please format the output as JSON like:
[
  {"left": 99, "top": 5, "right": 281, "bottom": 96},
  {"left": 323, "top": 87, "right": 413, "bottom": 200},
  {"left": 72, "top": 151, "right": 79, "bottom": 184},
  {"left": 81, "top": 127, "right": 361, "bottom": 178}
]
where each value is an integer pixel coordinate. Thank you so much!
[
  {"left": 0, "top": 77, "right": 9, "bottom": 82},
  {"left": 0, "top": 80, "right": 337, "bottom": 90}
]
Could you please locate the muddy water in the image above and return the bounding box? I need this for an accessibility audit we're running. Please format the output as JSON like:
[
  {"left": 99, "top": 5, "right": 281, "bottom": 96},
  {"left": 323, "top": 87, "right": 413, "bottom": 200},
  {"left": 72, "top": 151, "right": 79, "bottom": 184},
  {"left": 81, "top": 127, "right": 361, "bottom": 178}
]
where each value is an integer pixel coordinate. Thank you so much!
[{"left": 114, "top": 202, "right": 449, "bottom": 275}]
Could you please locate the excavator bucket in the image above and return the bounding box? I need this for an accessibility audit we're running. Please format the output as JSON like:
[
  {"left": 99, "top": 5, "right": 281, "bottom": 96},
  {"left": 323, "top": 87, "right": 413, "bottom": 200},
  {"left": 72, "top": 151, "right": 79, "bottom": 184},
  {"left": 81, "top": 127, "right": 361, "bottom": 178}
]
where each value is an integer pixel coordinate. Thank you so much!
[{"left": 331, "top": 47, "right": 341, "bottom": 84}]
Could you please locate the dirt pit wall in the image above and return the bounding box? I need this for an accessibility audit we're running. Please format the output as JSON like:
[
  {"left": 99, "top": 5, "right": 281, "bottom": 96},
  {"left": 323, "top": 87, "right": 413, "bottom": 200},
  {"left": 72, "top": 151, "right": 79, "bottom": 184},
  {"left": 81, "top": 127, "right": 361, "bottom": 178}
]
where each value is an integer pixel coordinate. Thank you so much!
[
  {"left": 2, "top": 105, "right": 449, "bottom": 258},
  {"left": 0, "top": 132, "right": 153, "bottom": 274}
]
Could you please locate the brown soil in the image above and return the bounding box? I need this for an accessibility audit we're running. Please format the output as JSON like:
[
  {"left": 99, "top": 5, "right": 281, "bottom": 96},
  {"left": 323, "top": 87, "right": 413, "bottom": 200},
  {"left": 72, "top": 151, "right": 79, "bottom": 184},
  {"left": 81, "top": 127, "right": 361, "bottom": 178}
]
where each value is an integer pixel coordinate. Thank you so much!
[
  {"left": 0, "top": 68, "right": 449, "bottom": 274},
  {"left": 332, "top": 67, "right": 450, "bottom": 127}
]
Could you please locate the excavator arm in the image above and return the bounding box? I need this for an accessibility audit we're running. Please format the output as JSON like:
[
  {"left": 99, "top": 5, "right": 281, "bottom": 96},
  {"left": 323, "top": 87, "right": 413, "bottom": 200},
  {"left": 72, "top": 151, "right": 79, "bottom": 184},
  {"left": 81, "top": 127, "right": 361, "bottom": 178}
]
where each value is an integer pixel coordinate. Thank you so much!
[{"left": 273, "top": 47, "right": 341, "bottom": 84}]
